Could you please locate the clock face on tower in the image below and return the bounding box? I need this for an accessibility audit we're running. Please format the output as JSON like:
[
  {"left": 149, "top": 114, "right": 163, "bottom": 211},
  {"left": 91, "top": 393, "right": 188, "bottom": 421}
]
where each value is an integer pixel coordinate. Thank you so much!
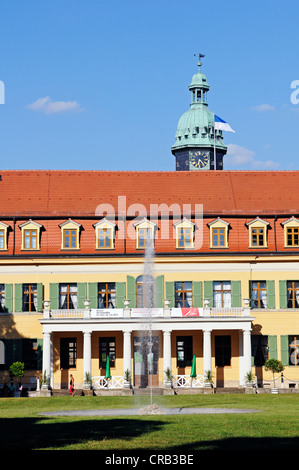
[{"left": 189, "top": 151, "right": 209, "bottom": 170}]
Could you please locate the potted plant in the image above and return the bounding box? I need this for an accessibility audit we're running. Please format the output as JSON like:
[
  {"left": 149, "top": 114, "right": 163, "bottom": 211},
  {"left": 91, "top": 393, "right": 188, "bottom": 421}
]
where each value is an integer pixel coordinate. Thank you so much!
[
  {"left": 9, "top": 362, "right": 25, "bottom": 397},
  {"left": 84, "top": 372, "right": 92, "bottom": 389},
  {"left": 264, "top": 359, "right": 284, "bottom": 393},
  {"left": 244, "top": 370, "right": 256, "bottom": 393},
  {"left": 124, "top": 369, "right": 131, "bottom": 388},
  {"left": 164, "top": 367, "right": 173, "bottom": 388},
  {"left": 204, "top": 370, "right": 214, "bottom": 388}
]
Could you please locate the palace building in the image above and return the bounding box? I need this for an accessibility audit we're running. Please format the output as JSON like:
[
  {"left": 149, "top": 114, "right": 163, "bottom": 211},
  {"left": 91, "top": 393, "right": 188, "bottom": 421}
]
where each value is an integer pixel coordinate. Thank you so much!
[{"left": 1, "top": 60, "right": 299, "bottom": 394}]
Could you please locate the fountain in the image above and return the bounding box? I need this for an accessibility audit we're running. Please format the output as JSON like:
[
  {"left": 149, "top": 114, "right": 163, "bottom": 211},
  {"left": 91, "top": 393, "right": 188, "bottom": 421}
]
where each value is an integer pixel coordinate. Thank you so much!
[{"left": 137, "top": 229, "right": 160, "bottom": 413}]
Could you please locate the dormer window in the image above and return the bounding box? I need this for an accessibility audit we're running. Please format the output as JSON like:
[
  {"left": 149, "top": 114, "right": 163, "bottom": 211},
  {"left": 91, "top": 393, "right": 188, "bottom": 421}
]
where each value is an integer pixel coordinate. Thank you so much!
[
  {"left": 59, "top": 219, "right": 81, "bottom": 250},
  {"left": 282, "top": 217, "right": 299, "bottom": 247},
  {"left": 174, "top": 218, "right": 195, "bottom": 249},
  {"left": 94, "top": 218, "right": 116, "bottom": 249},
  {"left": 0, "top": 222, "right": 9, "bottom": 250},
  {"left": 246, "top": 217, "right": 269, "bottom": 248},
  {"left": 208, "top": 218, "right": 229, "bottom": 248},
  {"left": 19, "top": 220, "right": 42, "bottom": 250},
  {"left": 134, "top": 218, "right": 156, "bottom": 249}
]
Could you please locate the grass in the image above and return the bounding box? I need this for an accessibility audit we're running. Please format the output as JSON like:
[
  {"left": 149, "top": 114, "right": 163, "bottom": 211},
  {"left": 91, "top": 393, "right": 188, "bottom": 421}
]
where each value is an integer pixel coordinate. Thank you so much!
[{"left": 1, "top": 393, "right": 299, "bottom": 451}]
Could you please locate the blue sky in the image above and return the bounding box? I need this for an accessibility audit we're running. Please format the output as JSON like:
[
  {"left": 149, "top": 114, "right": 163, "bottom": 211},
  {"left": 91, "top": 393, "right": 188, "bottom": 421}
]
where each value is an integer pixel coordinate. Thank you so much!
[{"left": 0, "top": 0, "right": 299, "bottom": 171}]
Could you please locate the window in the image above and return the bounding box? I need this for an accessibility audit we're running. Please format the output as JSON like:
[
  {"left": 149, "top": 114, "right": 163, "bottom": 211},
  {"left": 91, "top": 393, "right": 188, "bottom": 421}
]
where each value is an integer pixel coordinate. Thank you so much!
[
  {"left": 64, "top": 230, "right": 77, "bottom": 248},
  {"left": 282, "top": 217, "right": 299, "bottom": 247},
  {"left": 99, "top": 337, "right": 116, "bottom": 368},
  {"left": 175, "top": 282, "right": 192, "bottom": 307},
  {"left": 212, "top": 228, "right": 225, "bottom": 246},
  {"left": 0, "top": 229, "right": 4, "bottom": 249},
  {"left": 60, "top": 219, "right": 81, "bottom": 250},
  {"left": 138, "top": 228, "right": 151, "bottom": 249},
  {"left": 251, "top": 281, "right": 267, "bottom": 308},
  {"left": 19, "top": 220, "right": 42, "bottom": 250},
  {"left": 0, "top": 222, "right": 9, "bottom": 250},
  {"left": 288, "top": 336, "right": 299, "bottom": 366},
  {"left": 252, "top": 335, "right": 268, "bottom": 366},
  {"left": 23, "top": 284, "right": 37, "bottom": 312},
  {"left": 98, "top": 228, "right": 113, "bottom": 248},
  {"left": 209, "top": 218, "right": 229, "bottom": 248},
  {"left": 94, "top": 218, "right": 116, "bottom": 249},
  {"left": 136, "top": 275, "right": 154, "bottom": 308},
  {"left": 22, "top": 339, "right": 38, "bottom": 370},
  {"left": 287, "top": 281, "right": 299, "bottom": 308},
  {"left": 215, "top": 335, "right": 231, "bottom": 367},
  {"left": 247, "top": 217, "right": 269, "bottom": 248},
  {"left": 0, "top": 284, "right": 5, "bottom": 312},
  {"left": 98, "top": 283, "right": 116, "bottom": 308},
  {"left": 178, "top": 228, "right": 192, "bottom": 248},
  {"left": 287, "top": 227, "right": 299, "bottom": 246},
  {"left": 134, "top": 218, "right": 156, "bottom": 249},
  {"left": 60, "top": 337, "right": 77, "bottom": 369},
  {"left": 251, "top": 227, "right": 266, "bottom": 247},
  {"left": 24, "top": 229, "right": 37, "bottom": 249},
  {"left": 174, "top": 218, "right": 195, "bottom": 249},
  {"left": 59, "top": 283, "right": 78, "bottom": 309},
  {"left": 176, "top": 336, "right": 193, "bottom": 368},
  {"left": 213, "top": 281, "right": 231, "bottom": 308},
  {"left": 0, "top": 340, "right": 4, "bottom": 370}
]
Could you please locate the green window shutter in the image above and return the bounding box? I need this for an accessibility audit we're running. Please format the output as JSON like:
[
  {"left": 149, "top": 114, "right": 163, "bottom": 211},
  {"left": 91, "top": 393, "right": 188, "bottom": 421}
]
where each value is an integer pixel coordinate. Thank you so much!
[
  {"left": 192, "top": 281, "right": 202, "bottom": 307},
  {"left": 37, "top": 283, "right": 43, "bottom": 312},
  {"left": 268, "top": 335, "right": 277, "bottom": 360},
  {"left": 14, "top": 284, "right": 23, "bottom": 312},
  {"left": 154, "top": 275, "right": 164, "bottom": 308},
  {"left": 266, "top": 281, "right": 275, "bottom": 309},
  {"left": 116, "top": 282, "right": 126, "bottom": 308},
  {"left": 49, "top": 283, "right": 59, "bottom": 310},
  {"left": 165, "top": 282, "right": 175, "bottom": 308},
  {"left": 204, "top": 281, "right": 213, "bottom": 307},
  {"left": 280, "top": 335, "right": 289, "bottom": 366},
  {"left": 4, "top": 284, "right": 13, "bottom": 313},
  {"left": 77, "top": 283, "right": 87, "bottom": 309},
  {"left": 231, "top": 281, "right": 241, "bottom": 308},
  {"left": 37, "top": 339, "right": 43, "bottom": 370},
  {"left": 88, "top": 282, "right": 98, "bottom": 309},
  {"left": 279, "top": 280, "right": 287, "bottom": 309},
  {"left": 127, "top": 276, "right": 136, "bottom": 308}
]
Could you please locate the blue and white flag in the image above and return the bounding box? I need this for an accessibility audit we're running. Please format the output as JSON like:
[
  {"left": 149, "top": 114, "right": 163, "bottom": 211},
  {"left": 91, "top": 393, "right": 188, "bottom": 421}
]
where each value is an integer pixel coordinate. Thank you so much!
[{"left": 214, "top": 115, "right": 235, "bottom": 133}]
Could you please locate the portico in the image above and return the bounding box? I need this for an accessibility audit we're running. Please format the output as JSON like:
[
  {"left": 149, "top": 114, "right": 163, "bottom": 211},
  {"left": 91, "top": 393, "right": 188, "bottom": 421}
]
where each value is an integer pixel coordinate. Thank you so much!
[{"left": 40, "top": 303, "right": 254, "bottom": 391}]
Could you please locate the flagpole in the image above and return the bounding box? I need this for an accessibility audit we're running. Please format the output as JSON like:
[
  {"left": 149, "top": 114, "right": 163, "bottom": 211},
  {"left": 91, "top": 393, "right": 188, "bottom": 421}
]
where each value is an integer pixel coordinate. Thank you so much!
[{"left": 213, "top": 114, "right": 216, "bottom": 170}]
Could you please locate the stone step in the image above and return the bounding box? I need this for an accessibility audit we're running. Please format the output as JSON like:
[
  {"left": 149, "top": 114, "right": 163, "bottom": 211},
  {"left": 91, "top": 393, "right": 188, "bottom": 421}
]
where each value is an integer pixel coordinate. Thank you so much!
[{"left": 133, "top": 387, "right": 164, "bottom": 396}]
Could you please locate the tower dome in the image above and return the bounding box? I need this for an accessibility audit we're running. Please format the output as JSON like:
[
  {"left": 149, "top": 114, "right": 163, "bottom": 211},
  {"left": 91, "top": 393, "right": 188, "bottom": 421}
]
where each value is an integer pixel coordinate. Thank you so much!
[{"left": 171, "top": 57, "right": 227, "bottom": 171}]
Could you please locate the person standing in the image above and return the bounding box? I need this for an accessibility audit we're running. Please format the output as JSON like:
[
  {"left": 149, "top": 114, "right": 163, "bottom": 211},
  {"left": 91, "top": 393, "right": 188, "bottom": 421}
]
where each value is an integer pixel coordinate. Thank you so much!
[{"left": 69, "top": 374, "right": 75, "bottom": 396}]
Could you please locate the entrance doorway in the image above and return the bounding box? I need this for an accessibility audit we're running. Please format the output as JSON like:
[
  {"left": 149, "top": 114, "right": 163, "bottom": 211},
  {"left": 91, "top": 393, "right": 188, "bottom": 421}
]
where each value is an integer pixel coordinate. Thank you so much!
[{"left": 133, "top": 335, "right": 159, "bottom": 388}]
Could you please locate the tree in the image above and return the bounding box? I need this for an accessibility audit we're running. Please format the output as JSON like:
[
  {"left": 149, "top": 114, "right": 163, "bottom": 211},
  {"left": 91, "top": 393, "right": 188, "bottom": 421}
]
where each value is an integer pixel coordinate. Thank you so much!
[
  {"left": 264, "top": 359, "right": 284, "bottom": 388},
  {"left": 9, "top": 362, "right": 25, "bottom": 383}
]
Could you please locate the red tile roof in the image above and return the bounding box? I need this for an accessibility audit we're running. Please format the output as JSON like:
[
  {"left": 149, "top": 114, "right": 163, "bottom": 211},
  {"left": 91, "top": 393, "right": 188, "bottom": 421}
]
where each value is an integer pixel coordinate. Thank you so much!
[{"left": 0, "top": 170, "right": 299, "bottom": 217}]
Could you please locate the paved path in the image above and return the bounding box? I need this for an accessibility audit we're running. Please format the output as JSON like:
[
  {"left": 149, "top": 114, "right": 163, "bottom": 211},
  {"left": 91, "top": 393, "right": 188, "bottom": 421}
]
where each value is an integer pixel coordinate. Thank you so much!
[{"left": 40, "top": 407, "right": 262, "bottom": 417}]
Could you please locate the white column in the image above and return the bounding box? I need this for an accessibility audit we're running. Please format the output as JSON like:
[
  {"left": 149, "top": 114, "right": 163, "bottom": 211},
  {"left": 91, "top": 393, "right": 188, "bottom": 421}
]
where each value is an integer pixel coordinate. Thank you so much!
[
  {"left": 163, "top": 330, "right": 172, "bottom": 373},
  {"left": 83, "top": 331, "right": 92, "bottom": 385},
  {"left": 243, "top": 329, "right": 252, "bottom": 377},
  {"left": 123, "top": 331, "right": 132, "bottom": 375},
  {"left": 42, "top": 331, "right": 51, "bottom": 388},
  {"left": 203, "top": 329, "right": 212, "bottom": 374}
]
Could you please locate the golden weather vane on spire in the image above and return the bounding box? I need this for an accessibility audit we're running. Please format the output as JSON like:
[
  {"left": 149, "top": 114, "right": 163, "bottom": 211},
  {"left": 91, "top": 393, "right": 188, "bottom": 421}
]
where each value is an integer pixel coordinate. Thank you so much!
[{"left": 194, "top": 53, "right": 205, "bottom": 71}]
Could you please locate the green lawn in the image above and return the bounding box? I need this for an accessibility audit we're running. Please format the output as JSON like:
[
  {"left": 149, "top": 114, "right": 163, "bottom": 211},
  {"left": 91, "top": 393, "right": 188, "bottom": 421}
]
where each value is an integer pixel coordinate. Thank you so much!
[{"left": 1, "top": 393, "right": 299, "bottom": 451}]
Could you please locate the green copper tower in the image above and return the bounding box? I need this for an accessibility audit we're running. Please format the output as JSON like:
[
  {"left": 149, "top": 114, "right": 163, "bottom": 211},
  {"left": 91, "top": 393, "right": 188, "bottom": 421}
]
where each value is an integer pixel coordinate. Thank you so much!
[{"left": 172, "top": 56, "right": 227, "bottom": 171}]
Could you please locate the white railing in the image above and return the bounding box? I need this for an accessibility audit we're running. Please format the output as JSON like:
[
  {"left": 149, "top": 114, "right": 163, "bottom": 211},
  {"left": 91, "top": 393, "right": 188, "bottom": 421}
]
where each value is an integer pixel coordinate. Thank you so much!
[
  {"left": 92, "top": 376, "right": 124, "bottom": 389},
  {"left": 210, "top": 307, "right": 243, "bottom": 317},
  {"left": 172, "top": 374, "right": 205, "bottom": 388},
  {"left": 50, "top": 309, "right": 85, "bottom": 319}
]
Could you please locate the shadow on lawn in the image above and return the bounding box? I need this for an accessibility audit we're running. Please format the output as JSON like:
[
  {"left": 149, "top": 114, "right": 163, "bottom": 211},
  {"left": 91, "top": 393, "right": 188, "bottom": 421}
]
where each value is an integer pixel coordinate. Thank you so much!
[{"left": 0, "top": 417, "right": 165, "bottom": 450}]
